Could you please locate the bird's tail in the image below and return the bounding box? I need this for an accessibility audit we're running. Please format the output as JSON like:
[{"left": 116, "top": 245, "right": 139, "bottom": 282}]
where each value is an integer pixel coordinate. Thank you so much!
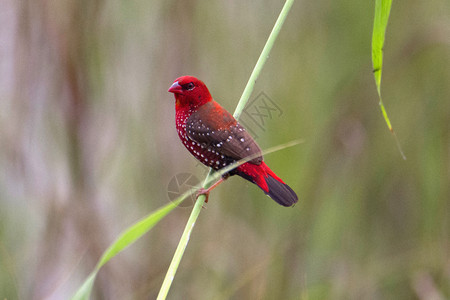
[{"left": 237, "top": 162, "right": 298, "bottom": 207}]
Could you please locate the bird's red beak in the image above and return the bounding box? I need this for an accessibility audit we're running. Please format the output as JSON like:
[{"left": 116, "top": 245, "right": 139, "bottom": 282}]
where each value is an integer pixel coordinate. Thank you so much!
[{"left": 168, "top": 81, "right": 183, "bottom": 94}]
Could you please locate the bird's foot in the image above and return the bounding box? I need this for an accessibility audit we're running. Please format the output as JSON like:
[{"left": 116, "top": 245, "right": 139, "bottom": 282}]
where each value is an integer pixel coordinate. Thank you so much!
[
  {"left": 196, "top": 188, "right": 210, "bottom": 203},
  {"left": 195, "top": 177, "right": 226, "bottom": 205}
]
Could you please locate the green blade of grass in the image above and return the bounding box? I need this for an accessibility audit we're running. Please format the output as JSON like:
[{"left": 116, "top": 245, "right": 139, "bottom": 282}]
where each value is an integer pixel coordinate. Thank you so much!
[
  {"left": 233, "top": 0, "right": 295, "bottom": 120},
  {"left": 71, "top": 195, "right": 187, "bottom": 300},
  {"left": 156, "top": 172, "right": 211, "bottom": 300},
  {"left": 372, "top": 0, "right": 406, "bottom": 159},
  {"left": 372, "top": 0, "right": 392, "bottom": 93}
]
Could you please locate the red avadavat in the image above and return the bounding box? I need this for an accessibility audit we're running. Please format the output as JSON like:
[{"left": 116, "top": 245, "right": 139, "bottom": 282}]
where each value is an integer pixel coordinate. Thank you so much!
[{"left": 168, "top": 76, "right": 297, "bottom": 207}]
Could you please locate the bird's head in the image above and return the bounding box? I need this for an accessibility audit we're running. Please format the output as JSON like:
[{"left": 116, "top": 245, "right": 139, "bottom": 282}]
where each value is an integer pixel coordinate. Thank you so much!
[{"left": 168, "top": 76, "right": 213, "bottom": 110}]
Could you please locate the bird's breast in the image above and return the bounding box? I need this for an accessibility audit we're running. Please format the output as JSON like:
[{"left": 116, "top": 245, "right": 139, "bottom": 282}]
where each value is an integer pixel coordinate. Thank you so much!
[{"left": 176, "top": 109, "right": 234, "bottom": 170}]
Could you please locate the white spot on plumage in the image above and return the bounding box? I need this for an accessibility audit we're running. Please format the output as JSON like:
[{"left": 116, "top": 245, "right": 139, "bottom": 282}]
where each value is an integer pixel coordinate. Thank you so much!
[{"left": 240, "top": 138, "right": 245, "bottom": 142}]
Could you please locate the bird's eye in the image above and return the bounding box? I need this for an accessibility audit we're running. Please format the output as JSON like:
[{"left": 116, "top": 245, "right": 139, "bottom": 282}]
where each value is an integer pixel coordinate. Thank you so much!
[{"left": 182, "top": 82, "right": 195, "bottom": 90}]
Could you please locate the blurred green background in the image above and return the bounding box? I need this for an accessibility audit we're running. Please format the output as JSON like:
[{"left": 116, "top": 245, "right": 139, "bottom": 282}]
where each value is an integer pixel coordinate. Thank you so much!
[{"left": 1, "top": 0, "right": 449, "bottom": 299}]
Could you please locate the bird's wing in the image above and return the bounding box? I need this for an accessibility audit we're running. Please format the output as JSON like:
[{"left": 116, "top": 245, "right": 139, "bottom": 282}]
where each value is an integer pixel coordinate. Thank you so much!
[{"left": 186, "top": 101, "right": 263, "bottom": 165}]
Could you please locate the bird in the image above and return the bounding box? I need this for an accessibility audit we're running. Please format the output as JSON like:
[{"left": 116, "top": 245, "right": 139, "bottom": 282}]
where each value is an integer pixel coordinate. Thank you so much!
[{"left": 168, "top": 75, "right": 298, "bottom": 207}]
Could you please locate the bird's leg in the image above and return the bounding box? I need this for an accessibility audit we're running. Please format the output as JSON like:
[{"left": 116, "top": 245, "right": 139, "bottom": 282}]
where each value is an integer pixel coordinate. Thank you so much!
[{"left": 196, "top": 175, "right": 229, "bottom": 203}]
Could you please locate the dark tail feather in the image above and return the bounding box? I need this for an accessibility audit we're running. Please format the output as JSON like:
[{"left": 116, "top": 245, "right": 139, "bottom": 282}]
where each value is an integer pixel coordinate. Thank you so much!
[
  {"left": 264, "top": 175, "right": 298, "bottom": 207},
  {"left": 236, "top": 162, "right": 298, "bottom": 207}
]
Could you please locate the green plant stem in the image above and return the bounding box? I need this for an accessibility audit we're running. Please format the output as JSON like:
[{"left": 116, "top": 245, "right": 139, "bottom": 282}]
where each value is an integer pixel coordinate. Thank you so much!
[
  {"left": 233, "top": 0, "right": 295, "bottom": 120},
  {"left": 156, "top": 1, "right": 295, "bottom": 299},
  {"left": 156, "top": 170, "right": 212, "bottom": 300}
]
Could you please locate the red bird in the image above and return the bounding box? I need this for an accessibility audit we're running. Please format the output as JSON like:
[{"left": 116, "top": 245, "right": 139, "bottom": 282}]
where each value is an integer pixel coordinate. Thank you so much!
[{"left": 168, "top": 76, "right": 298, "bottom": 207}]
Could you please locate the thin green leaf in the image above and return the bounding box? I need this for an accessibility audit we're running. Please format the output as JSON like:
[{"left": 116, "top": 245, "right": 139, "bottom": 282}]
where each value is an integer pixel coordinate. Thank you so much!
[
  {"left": 372, "top": 0, "right": 392, "bottom": 93},
  {"left": 71, "top": 195, "right": 187, "bottom": 300},
  {"left": 71, "top": 272, "right": 96, "bottom": 300},
  {"left": 233, "top": 0, "right": 295, "bottom": 120},
  {"left": 97, "top": 198, "right": 182, "bottom": 268},
  {"left": 372, "top": 0, "right": 406, "bottom": 159}
]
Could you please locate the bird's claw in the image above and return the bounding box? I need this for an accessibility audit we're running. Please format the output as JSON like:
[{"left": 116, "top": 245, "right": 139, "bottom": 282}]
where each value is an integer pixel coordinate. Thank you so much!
[{"left": 196, "top": 188, "right": 210, "bottom": 203}]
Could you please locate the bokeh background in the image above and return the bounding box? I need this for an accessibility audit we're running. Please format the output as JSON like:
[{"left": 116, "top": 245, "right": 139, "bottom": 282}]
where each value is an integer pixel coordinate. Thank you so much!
[{"left": 1, "top": 0, "right": 449, "bottom": 299}]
